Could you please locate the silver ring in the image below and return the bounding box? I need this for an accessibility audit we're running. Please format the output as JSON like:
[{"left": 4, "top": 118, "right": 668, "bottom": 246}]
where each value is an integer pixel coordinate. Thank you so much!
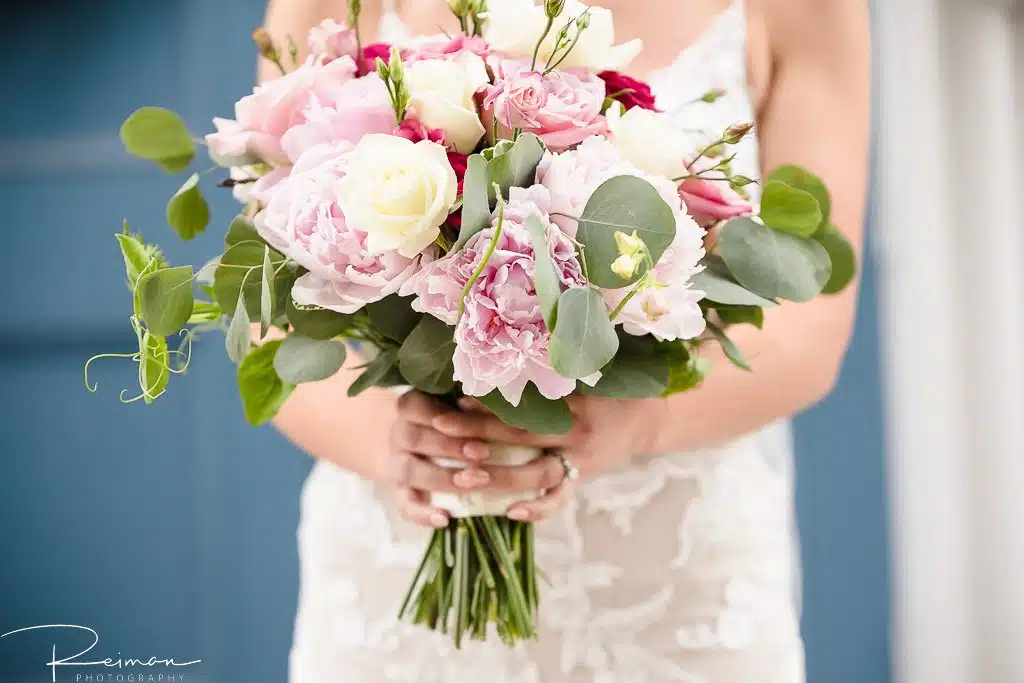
[{"left": 554, "top": 451, "right": 580, "bottom": 482}]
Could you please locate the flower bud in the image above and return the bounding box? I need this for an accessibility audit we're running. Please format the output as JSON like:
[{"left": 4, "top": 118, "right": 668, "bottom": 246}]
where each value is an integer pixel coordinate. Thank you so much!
[
  {"left": 388, "top": 45, "right": 404, "bottom": 86},
  {"left": 375, "top": 56, "right": 389, "bottom": 82},
  {"left": 700, "top": 88, "right": 726, "bottom": 104},
  {"left": 447, "top": 0, "right": 470, "bottom": 16},
  {"left": 614, "top": 229, "right": 645, "bottom": 258},
  {"left": 611, "top": 254, "right": 641, "bottom": 280},
  {"left": 730, "top": 175, "right": 756, "bottom": 188},
  {"left": 723, "top": 122, "right": 754, "bottom": 145},
  {"left": 704, "top": 143, "right": 726, "bottom": 160},
  {"left": 252, "top": 27, "right": 281, "bottom": 63},
  {"left": 545, "top": 0, "right": 566, "bottom": 18},
  {"left": 575, "top": 10, "right": 591, "bottom": 30},
  {"left": 347, "top": 0, "right": 362, "bottom": 25}
]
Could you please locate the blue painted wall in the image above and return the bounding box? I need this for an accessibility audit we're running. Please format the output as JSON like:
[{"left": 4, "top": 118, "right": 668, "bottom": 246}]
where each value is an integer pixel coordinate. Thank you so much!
[{"left": 0, "top": 2, "right": 888, "bottom": 682}]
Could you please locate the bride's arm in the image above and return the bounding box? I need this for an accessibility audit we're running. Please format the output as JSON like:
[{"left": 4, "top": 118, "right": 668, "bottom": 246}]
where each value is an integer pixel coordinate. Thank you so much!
[{"left": 645, "top": 0, "right": 871, "bottom": 452}]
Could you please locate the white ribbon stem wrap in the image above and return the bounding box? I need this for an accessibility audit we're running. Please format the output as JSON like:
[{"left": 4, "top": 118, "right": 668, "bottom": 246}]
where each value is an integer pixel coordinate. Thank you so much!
[{"left": 430, "top": 443, "right": 545, "bottom": 518}]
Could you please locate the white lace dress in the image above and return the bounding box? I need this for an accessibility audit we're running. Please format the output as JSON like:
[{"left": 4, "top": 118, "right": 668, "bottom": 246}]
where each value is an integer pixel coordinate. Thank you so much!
[{"left": 289, "top": 3, "right": 805, "bottom": 681}]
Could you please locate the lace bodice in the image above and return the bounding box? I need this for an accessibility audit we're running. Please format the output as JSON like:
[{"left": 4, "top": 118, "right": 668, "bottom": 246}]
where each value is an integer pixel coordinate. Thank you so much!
[{"left": 289, "top": 3, "right": 804, "bottom": 681}]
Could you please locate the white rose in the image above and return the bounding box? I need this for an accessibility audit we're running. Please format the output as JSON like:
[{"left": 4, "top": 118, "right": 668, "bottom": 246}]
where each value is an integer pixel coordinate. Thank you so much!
[
  {"left": 606, "top": 104, "right": 689, "bottom": 179},
  {"left": 483, "top": 0, "right": 642, "bottom": 72},
  {"left": 337, "top": 134, "right": 458, "bottom": 258},
  {"left": 406, "top": 52, "right": 489, "bottom": 154}
]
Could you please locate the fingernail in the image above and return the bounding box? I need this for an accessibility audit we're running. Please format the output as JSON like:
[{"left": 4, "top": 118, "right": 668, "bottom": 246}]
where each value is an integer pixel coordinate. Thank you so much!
[
  {"left": 433, "top": 416, "right": 459, "bottom": 434},
  {"left": 458, "top": 398, "right": 476, "bottom": 410},
  {"left": 463, "top": 441, "right": 489, "bottom": 461},
  {"left": 454, "top": 468, "right": 490, "bottom": 488},
  {"left": 430, "top": 513, "right": 449, "bottom": 528},
  {"left": 507, "top": 508, "right": 530, "bottom": 521}
]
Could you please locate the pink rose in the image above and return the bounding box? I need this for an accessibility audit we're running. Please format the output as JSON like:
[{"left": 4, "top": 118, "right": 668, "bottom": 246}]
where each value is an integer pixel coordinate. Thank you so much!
[
  {"left": 484, "top": 59, "right": 608, "bottom": 152},
  {"left": 400, "top": 185, "right": 593, "bottom": 404},
  {"left": 307, "top": 19, "right": 359, "bottom": 63},
  {"left": 256, "top": 142, "right": 423, "bottom": 314},
  {"left": 679, "top": 176, "right": 754, "bottom": 227},
  {"left": 278, "top": 73, "right": 396, "bottom": 163},
  {"left": 537, "top": 136, "right": 682, "bottom": 237},
  {"left": 205, "top": 57, "right": 358, "bottom": 166},
  {"left": 597, "top": 70, "right": 659, "bottom": 112},
  {"left": 406, "top": 35, "right": 491, "bottom": 63}
]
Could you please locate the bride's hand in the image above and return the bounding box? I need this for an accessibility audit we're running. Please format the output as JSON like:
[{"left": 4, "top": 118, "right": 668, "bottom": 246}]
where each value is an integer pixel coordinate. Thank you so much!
[{"left": 440, "top": 395, "right": 662, "bottom": 522}]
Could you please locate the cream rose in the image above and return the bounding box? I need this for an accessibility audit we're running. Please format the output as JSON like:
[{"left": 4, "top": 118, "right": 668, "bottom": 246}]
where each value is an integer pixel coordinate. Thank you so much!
[
  {"left": 483, "top": 0, "right": 642, "bottom": 72},
  {"left": 405, "top": 52, "right": 489, "bottom": 154},
  {"left": 337, "top": 134, "right": 458, "bottom": 258},
  {"left": 606, "top": 104, "right": 690, "bottom": 179}
]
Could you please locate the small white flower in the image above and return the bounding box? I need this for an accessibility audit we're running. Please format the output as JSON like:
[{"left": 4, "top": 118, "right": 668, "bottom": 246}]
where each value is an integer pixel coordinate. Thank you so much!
[{"left": 405, "top": 52, "right": 489, "bottom": 154}]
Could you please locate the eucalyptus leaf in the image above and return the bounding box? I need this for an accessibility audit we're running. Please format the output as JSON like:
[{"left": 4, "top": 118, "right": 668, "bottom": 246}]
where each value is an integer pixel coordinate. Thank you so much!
[
  {"left": 348, "top": 348, "right": 400, "bottom": 397},
  {"left": 579, "top": 332, "right": 669, "bottom": 399},
  {"left": 137, "top": 266, "right": 194, "bottom": 336},
  {"left": 759, "top": 180, "right": 822, "bottom": 237},
  {"left": 549, "top": 288, "right": 619, "bottom": 379},
  {"left": 286, "top": 298, "right": 355, "bottom": 340},
  {"left": 454, "top": 154, "right": 492, "bottom": 249},
  {"left": 814, "top": 224, "right": 857, "bottom": 294},
  {"left": 140, "top": 331, "right": 170, "bottom": 404},
  {"left": 524, "top": 214, "right": 562, "bottom": 330},
  {"left": 708, "top": 323, "right": 751, "bottom": 371},
  {"left": 273, "top": 334, "right": 348, "bottom": 384},
  {"left": 166, "top": 173, "right": 210, "bottom": 239},
  {"left": 575, "top": 176, "right": 676, "bottom": 288},
  {"left": 225, "top": 289, "right": 251, "bottom": 365},
  {"left": 214, "top": 237, "right": 292, "bottom": 321},
  {"left": 486, "top": 133, "right": 544, "bottom": 202},
  {"left": 120, "top": 107, "right": 195, "bottom": 171},
  {"left": 478, "top": 385, "right": 573, "bottom": 435},
  {"left": 662, "top": 343, "right": 711, "bottom": 397},
  {"left": 718, "top": 217, "right": 831, "bottom": 302},
  {"left": 767, "top": 165, "right": 831, "bottom": 231},
  {"left": 691, "top": 258, "right": 778, "bottom": 308},
  {"left": 397, "top": 316, "right": 457, "bottom": 395},
  {"left": 260, "top": 246, "right": 274, "bottom": 338},
  {"left": 713, "top": 304, "right": 764, "bottom": 329},
  {"left": 225, "top": 214, "right": 260, "bottom": 247},
  {"left": 366, "top": 295, "right": 421, "bottom": 343},
  {"left": 237, "top": 340, "right": 295, "bottom": 426}
]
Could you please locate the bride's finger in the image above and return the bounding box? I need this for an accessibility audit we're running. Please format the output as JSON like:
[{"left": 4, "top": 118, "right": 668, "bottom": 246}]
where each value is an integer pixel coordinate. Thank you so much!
[
  {"left": 505, "top": 480, "right": 574, "bottom": 522},
  {"left": 392, "top": 421, "right": 489, "bottom": 462},
  {"left": 480, "top": 454, "right": 565, "bottom": 492},
  {"left": 390, "top": 451, "right": 490, "bottom": 493},
  {"left": 396, "top": 389, "right": 455, "bottom": 427},
  {"left": 393, "top": 485, "right": 450, "bottom": 529},
  {"left": 432, "top": 411, "right": 569, "bottom": 448}
]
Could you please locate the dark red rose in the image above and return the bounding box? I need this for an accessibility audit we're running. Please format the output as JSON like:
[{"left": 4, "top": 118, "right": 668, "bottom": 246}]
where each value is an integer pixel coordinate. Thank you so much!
[
  {"left": 361, "top": 42, "right": 394, "bottom": 73},
  {"left": 598, "top": 70, "right": 659, "bottom": 111}
]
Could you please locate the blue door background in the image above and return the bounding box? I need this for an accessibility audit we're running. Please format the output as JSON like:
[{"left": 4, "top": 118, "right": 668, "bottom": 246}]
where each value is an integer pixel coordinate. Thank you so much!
[{"left": 0, "top": 2, "right": 888, "bottom": 682}]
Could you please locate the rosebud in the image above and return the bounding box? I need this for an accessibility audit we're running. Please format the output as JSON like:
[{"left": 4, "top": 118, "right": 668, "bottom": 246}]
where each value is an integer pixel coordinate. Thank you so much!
[
  {"left": 252, "top": 27, "right": 281, "bottom": 63},
  {"left": 545, "top": 0, "right": 566, "bottom": 18},
  {"left": 700, "top": 88, "right": 726, "bottom": 104},
  {"left": 730, "top": 175, "right": 756, "bottom": 188},
  {"left": 575, "top": 10, "right": 591, "bottom": 30},
  {"left": 347, "top": 0, "right": 362, "bottom": 25},
  {"left": 611, "top": 254, "right": 642, "bottom": 280},
  {"left": 375, "top": 56, "right": 389, "bottom": 81},
  {"left": 704, "top": 143, "right": 726, "bottom": 160},
  {"left": 388, "top": 45, "right": 404, "bottom": 86},
  {"left": 723, "top": 122, "right": 754, "bottom": 145},
  {"left": 614, "top": 230, "right": 645, "bottom": 258}
]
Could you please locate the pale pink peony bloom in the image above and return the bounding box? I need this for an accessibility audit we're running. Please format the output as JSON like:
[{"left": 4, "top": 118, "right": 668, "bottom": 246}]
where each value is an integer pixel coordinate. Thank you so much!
[
  {"left": 229, "top": 166, "right": 290, "bottom": 207},
  {"left": 278, "top": 74, "right": 396, "bottom": 163},
  {"left": 405, "top": 35, "right": 491, "bottom": 63},
  {"left": 205, "top": 56, "right": 358, "bottom": 167},
  {"left": 536, "top": 135, "right": 682, "bottom": 237},
  {"left": 307, "top": 18, "right": 359, "bottom": 63},
  {"left": 483, "top": 59, "right": 608, "bottom": 151},
  {"left": 678, "top": 175, "right": 754, "bottom": 227},
  {"left": 400, "top": 185, "right": 595, "bottom": 405},
  {"left": 255, "top": 142, "right": 423, "bottom": 314}
]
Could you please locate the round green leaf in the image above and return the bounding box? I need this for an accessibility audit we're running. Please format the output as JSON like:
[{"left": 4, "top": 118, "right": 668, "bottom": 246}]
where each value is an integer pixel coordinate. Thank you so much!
[
  {"left": 478, "top": 385, "right": 573, "bottom": 435},
  {"left": 286, "top": 298, "right": 355, "bottom": 340},
  {"left": 214, "top": 239, "right": 292, "bottom": 321},
  {"left": 814, "top": 225, "right": 857, "bottom": 294},
  {"left": 768, "top": 165, "right": 831, "bottom": 230},
  {"left": 691, "top": 258, "right": 778, "bottom": 308},
  {"left": 718, "top": 217, "right": 831, "bottom": 302},
  {"left": 237, "top": 340, "right": 295, "bottom": 426},
  {"left": 759, "top": 180, "right": 822, "bottom": 237},
  {"left": 575, "top": 175, "right": 676, "bottom": 288},
  {"left": 273, "top": 334, "right": 348, "bottom": 384},
  {"left": 366, "top": 295, "right": 422, "bottom": 343},
  {"left": 453, "top": 154, "right": 492, "bottom": 249},
  {"left": 120, "top": 107, "right": 195, "bottom": 170},
  {"left": 548, "top": 287, "right": 619, "bottom": 379},
  {"left": 397, "top": 316, "right": 456, "bottom": 395},
  {"left": 348, "top": 348, "right": 400, "bottom": 397},
  {"left": 524, "top": 214, "right": 562, "bottom": 330},
  {"left": 579, "top": 334, "right": 669, "bottom": 399},
  {"left": 166, "top": 173, "right": 210, "bottom": 240},
  {"left": 708, "top": 323, "right": 751, "bottom": 371},
  {"left": 138, "top": 265, "right": 195, "bottom": 336}
]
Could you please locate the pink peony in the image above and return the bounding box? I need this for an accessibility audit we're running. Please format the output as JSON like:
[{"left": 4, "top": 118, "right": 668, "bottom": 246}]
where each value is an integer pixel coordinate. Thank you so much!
[
  {"left": 307, "top": 19, "right": 359, "bottom": 63},
  {"left": 229, "top": 166, "right": 290, "bottom": 207},
  {"left": 255, "top": 142, "right": 423, "bottom": 314},
  {"left": 483, "top": 59, "right": 608, "bottom": 152},
  {"left": 597, "top": 70, "right": 659, "bottom": 111},
  {"left": 278, "top": 73, "right": 396, "bottom": 163},
  {"left": 405, "top": 35, "right": 491, "bottom": 63},
  {"left": 536, "top": 135, "right": 683, "bottom": 237},
  {"left": 400, "top": 185, "right": 594, "bottom": 404},
  {"left": 205, "top": 56, "right": 358, "bottom": 166},
  {"left": 679, "top": 176, "right": 754, "bottom": 227}
]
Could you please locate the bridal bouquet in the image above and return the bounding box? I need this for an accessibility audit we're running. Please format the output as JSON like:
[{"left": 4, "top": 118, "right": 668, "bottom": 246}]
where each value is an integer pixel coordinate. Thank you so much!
[{"left": 89, "top": 0, "right": 855, "bottom": 647}]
